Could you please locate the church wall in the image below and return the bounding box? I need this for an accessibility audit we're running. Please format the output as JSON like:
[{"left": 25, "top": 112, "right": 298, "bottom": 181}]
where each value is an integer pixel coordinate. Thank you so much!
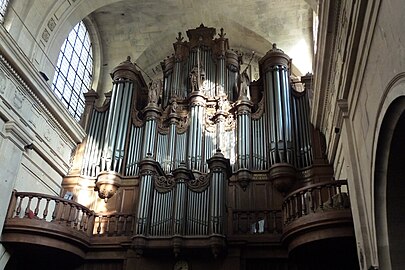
[
  {"left": 314, "top": 0, "right": 405, "bottom": 268},
  {"left": 0, "top": 25, "right": 85, "bottom": 266}
]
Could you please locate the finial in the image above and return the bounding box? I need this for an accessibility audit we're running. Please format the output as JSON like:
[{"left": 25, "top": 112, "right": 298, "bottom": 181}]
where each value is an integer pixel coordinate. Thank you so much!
[
  {"left": 126, "top": 56, "right": 131, "bottom": 62},
  {"left": 219, "top": 28, "right": 226, "bottom": 38},
  {"left": 272, "top": 43, "right": 277, "bottom": 49},
  {"left": 176, "top": 32, "right": 184, "bottom": 42}
]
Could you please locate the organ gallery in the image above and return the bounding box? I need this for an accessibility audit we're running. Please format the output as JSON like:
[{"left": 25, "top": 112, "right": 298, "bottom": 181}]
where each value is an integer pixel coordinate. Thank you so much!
[{"left": 3, "top": 25, "right": 358, "bottom": 270}]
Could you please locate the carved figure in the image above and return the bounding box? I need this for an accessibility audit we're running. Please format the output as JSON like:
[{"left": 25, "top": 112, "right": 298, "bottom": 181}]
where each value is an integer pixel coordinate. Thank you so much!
[
  {"left": 238, "top": 70, "right": 251, "bottom": 100},
  {"left": 148, "top": 79, "right": 162, "bottom": 104},
  {"left": 171, "top": 100, "right": 178, "bottom": 113},
  {"left": 189, "top": 65, "right": 206, "bottom": 92}
]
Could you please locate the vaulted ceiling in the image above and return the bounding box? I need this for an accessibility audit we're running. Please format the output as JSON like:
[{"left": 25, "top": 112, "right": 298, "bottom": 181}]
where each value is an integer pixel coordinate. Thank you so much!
[
  {"left": 4, "top": 0, "right": 315, "bottom": 92},
  {"left": 91, "top": 0, "right": 314, "bottom": 90}
]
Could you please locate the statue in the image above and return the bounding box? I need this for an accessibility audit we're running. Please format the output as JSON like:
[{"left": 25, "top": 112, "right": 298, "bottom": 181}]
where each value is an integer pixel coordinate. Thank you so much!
[
  {"left": 148, "top": 79, "right": 162, "bottom": 104},
  {"left": 237, "top": 69, "right": 251, "bottom": 100},
  {"left": 189, "top": 65, "right": 206, "bottom": 92},
  {"left": 171, "top": 99, "right": 178, "bottom": 113}
]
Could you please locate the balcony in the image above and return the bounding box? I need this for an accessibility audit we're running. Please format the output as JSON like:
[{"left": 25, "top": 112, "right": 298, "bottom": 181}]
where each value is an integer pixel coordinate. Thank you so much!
[
  {"left": 2, "top": 191, "right": 95, "bottom": 258},
  {"left": 2, "top": 181, "right": 355, "bottom": 259},
  {"left": 281, "top": 180, "right": 354, "bottom": 252}
]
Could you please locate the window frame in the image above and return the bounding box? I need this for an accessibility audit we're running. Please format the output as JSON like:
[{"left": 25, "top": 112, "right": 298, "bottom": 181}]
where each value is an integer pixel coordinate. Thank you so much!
[{"left": 52, "top": 21, "right": 94, "bottom": 121}]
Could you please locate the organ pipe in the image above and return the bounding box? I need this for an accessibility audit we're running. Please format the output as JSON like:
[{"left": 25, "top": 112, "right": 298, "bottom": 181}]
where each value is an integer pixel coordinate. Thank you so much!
[
  {"left": 260, "top": 44, "right": 294, "bottom": 166},
  {"left": 207, "top": 150, "right": 230, "bottom": 234},
  {"left": 72, "top": 26, "right": 322, "bottom": 245},
  {"left": 136, "top": 157, "right": 156, "bottom": 235},
  {"left": 187, "top": 94, "right": 206, "bottom": 172}
]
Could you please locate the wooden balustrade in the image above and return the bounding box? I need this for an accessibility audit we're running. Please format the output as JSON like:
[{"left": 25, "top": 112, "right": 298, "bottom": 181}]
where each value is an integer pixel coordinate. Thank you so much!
[
  {"left": 282, "top": 180, "right": 350, "bottom": 226},
  {"left": 7, "top": 191, "right": 95, "bottom": 236},
  {"left": 94, "top": 213, "right": 136, "bottom": 236},
  {"left": 229, "top": 209, "right": 282, "bottom": 235}
]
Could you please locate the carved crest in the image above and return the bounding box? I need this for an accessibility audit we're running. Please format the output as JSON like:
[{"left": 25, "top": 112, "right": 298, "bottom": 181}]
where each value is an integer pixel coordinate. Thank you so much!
[
  {"left": 154, "top": 174, "right": 176, "bottom": 193},
  {"left": 188, "top": 174, "right": 210, "bottom": 192}
]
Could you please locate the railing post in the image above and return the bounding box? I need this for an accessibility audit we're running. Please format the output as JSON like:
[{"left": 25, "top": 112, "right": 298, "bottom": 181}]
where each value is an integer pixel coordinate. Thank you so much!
[{"left": 6, "top": 190, "right": 18, "bottom": 219}]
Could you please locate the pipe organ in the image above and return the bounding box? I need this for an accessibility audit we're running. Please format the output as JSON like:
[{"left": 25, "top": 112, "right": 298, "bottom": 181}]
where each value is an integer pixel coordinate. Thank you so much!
[{"left": 66, "top": 24, "right": 321, "bottom": 256}]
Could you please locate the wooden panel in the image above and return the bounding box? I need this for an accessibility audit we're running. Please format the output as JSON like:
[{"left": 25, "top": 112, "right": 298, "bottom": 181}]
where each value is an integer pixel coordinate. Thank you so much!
[
  {"left": 252, "top": 182, "right": 268, "bottom": 209},
  {"left": 119, "top": 187, "right": 136, "bottom": 213}
]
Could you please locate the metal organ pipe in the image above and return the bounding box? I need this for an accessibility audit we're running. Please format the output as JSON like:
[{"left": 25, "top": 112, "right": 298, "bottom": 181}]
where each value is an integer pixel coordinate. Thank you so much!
[
  {"left": 187, "top": 97, "right": 205, "bottom": 172},
  {"left": 292, "top": 89, "right": 313, "bottom": 168},
  {"left": 260, "top": 44, "right": 294, "bottom": 166},
  {"left": 136, "top": 172, "right": 153, "bottom": 235},
  {"left": 142, "top": 117, "right": 158, "bottom": 158},
  {"left": 207, "top": 151, "right": 230, "bottom": 235},
  {"left": 236, "top": 111, "right": 252, "bottom": 170},
  {"left": 100, "top": 78, "right": 134, "bottom": 173},
  {"left": 167, "top": 119, "right": 177, "bottom": 172},
  {"left": 173, "top": 178, "right": 186, "bottom": 235}
]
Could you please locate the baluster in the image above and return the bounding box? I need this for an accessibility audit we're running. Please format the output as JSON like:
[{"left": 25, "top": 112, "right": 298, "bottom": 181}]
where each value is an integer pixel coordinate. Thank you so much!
[
  {"left": 283, "top": 202, "right": 287, "bottom": 224},
  {"left": 24, "top": 195, "right": 33, "bottom": 217},
  {"left": 43, "top": 198, "right": 50, "bottom": 220},
  {"left": 83, "top": 211, "right": 89, "bottom": 232},
  {"left": 300, "top": 191, "right": 306, "bottom": 216},
  {"left": 79, "top": 210, "right": 85, "bottom": 231},
  {"left": 294, "top": 194, "right": 299, "bottom": 219},
  {"left": 15, "top": 195, "right": 24, "bottom": 218},
  {"left": 97, "top": 215, "right": 102, "bottom": 235},
  {"left": 59, "top": 201, "right": 67, "bottom": 222},
  {"left": 327, "top": 184, "right": 333, "bottom": 200},
  {"left": 66, "top": 203, "right": 73, "bottom": 226},
  {"left": 52, "top": 200, "right": 60, "bottom": 221},
  {"left": 264, "top": 210, "right": 269, "bottom": 233},
  {"left": 130, "top": 215, "right": 135, "bottom": 235},
  {"left": 123, "top": 215, "right": 128, "bottom": 235},
  {"left": 308, "top": 188, "right": 315, "bottom": 213},
  {"left": 73, "top": 206, "right": 80, "bottom": 229},
  {"left": 337, "top": 183, "right": 343, "bottom": 208},
  {"left": 288, "top": 198, "right": 293, "bottom": 221},
  {"left": 247, "top": 211, "right": 251, "bottom": 233},
  {"left": 33, "top": 197, "right": 42, "bottom": 218},
  {"left": 235, "top": 211, "right": 241, "bottom": 233},
  {"left": 114, "top": 215, "right": 119, "bottom": 236},
  {"left": 272, "top": 211, "right": 278, "bottom": 234},
  {"left": 317, "top": 186, "right": 324, "bottom": 211},
  {"left": 105, "top": 215, "right": 111, "bottom": 235}
]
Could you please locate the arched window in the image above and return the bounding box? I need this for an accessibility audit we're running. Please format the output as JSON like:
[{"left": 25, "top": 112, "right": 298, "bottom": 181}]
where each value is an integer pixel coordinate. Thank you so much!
[
  {"left": 0, "top": 0, "right": 10, "bottom": 23},
  {"left": 52, "top": 21, "right": 93, "bottom": 121}
]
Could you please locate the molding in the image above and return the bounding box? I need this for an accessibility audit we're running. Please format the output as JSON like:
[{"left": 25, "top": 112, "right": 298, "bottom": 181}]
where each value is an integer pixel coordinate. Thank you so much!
[
  {"left": 3, "top": 121, "right": 33, "bottom": 150},
  {"left": 0, "top": 25, "right": 85, "bottom": 144}
]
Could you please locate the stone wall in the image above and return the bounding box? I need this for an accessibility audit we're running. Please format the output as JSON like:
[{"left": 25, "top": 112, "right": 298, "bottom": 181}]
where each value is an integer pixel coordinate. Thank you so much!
[{"left": 0, "top": 25, "right": 85, "bottom": 268}]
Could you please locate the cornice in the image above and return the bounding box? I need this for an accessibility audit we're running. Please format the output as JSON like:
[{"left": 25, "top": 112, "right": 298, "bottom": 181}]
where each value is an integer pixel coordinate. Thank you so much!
[{"left": 0, "top": 25, "right": 85, "bottom": 144}]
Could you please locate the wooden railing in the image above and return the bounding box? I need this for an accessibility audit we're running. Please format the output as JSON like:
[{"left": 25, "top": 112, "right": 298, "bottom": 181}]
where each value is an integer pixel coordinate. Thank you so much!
[
  {"left": 94, "top": 213, "right": 136, "bottom": 236},
  {"left": 6, "top": 191, "right": 95, "bottom": 236},
  {"left": 282, "top": 180, "right": 350, "bottom": 226},
  {"left": 5, "top": 183, "right": 350, "bottom": 241},
  {"left": 229, "top": 209, "right": 282, "bottom": 235}
]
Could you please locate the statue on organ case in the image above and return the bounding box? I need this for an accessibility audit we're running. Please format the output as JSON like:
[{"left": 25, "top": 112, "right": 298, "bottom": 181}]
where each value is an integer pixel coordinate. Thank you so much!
[
  {"left": 237, "top": 69, "right": 251, "bottom": 100},
  {"left": 189, "top": 65, "right": 206, "bottom": 92},
  {"left": 148, "top": 79, "right": 162, "bottom": 105}
]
